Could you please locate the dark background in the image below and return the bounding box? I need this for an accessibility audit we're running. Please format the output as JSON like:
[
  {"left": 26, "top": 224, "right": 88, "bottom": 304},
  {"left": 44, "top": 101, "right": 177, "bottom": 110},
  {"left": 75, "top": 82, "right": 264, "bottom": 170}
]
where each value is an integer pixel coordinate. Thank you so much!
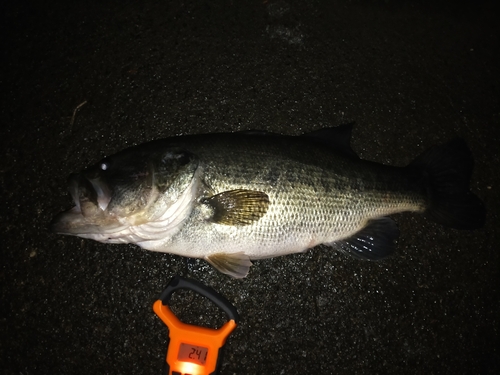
[{"left": 1, "top": 0, "right": 499, "bottom": 374}]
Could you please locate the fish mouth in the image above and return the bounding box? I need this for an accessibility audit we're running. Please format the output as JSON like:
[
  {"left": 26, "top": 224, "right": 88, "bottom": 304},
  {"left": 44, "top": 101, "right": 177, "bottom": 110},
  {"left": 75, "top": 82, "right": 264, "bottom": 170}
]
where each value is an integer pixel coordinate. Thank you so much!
[
  {"left": 68, "top": 172, "right": 112, "bottom": 213},
  {"left": 50, "top": 173, "right": 115, "bottom": 235}
]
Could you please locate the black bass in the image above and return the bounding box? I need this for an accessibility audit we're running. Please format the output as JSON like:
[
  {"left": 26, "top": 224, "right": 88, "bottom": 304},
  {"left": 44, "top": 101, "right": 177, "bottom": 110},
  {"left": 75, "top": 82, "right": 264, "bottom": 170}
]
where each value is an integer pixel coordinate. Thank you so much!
[{"left": 51, "top": 125, "right": 485, "bottom": 278}]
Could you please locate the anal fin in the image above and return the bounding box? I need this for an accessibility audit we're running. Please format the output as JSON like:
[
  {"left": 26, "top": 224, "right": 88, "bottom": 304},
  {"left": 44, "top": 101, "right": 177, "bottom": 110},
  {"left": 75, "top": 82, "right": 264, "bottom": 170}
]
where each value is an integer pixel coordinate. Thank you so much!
[
  {"left": 335, "top": 217, "right": 400, "bottom": 260},
  {"left": 206, "top": 252, "right": 253, "bottom": 278}
]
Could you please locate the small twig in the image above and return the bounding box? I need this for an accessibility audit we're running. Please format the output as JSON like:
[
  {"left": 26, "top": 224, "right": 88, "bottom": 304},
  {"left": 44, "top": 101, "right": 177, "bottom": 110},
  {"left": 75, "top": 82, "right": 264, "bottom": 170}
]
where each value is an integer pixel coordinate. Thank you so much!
[{"left": 70, "top": 100, "right": 87, "bottom": 127}]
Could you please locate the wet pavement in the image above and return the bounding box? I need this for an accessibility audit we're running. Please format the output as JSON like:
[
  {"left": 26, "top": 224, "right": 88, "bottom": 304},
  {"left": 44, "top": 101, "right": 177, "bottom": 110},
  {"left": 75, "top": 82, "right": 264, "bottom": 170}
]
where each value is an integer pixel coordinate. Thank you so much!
[{"left": 2, "top": 0, "right": 499, "bottom": 374}]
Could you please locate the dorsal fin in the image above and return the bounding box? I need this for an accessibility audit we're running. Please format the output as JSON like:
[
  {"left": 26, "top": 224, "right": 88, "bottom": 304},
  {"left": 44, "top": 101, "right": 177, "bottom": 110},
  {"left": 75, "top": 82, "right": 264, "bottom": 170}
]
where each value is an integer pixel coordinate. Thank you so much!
[{"left": 303, "top": 123, "right": 359, "bottom": 159}]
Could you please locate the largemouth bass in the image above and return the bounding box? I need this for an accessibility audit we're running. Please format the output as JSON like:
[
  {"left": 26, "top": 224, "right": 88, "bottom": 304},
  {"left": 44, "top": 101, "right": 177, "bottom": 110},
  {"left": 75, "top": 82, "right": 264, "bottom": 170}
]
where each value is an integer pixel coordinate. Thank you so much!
[{"left": 51, "top": 125, "right": 485, "bottom": 278}]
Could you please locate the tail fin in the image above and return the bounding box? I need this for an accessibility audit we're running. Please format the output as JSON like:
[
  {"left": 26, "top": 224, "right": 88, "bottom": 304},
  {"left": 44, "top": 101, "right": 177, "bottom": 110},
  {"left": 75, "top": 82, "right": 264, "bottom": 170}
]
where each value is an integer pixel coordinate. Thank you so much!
[{"left": 411, "top": 138, "right": 485, "bottom": 229}]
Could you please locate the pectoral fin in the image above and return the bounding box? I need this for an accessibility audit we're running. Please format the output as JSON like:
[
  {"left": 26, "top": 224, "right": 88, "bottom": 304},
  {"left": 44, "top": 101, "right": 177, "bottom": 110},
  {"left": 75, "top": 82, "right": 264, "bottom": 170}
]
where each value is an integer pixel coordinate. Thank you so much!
[
  {"left": 203, "top": 189, "right": 270, "bottom": 226},
  {"left": 206, "top": 252, "right": 253, "bottom": 278}
]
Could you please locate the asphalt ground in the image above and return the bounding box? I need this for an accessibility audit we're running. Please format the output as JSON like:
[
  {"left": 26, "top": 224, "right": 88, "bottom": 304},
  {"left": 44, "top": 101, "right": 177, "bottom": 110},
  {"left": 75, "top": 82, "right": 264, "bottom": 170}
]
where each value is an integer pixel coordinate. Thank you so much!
[{"left": 2, "top": 0, "right": 499, "bottom": 374}]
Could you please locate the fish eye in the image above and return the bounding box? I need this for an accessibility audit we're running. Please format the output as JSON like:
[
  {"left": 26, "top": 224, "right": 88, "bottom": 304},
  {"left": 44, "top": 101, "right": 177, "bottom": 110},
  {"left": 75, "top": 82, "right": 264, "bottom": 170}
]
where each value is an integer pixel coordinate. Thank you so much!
[{"left": 100, "top": 163, "right": 107, "bottom": 171}]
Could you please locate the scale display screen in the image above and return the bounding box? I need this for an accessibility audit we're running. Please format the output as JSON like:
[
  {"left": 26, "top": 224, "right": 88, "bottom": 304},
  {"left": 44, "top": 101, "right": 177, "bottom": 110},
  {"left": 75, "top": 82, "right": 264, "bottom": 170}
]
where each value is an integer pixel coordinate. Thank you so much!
[{"left": 178, "top": 343, "right": 209, "bottom": 366}]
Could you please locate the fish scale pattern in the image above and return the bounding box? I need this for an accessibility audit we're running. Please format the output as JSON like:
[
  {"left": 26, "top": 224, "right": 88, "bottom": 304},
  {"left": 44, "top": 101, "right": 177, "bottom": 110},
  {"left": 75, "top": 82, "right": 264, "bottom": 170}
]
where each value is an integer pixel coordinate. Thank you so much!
[{"left": 159, "top": 133, "right": 426, "bottom": 259}]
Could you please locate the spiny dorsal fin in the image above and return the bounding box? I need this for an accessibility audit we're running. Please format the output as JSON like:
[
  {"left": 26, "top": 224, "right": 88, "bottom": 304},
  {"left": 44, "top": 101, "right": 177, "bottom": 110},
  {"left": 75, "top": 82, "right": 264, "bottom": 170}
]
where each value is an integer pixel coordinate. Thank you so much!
[
  {"left": 203, "top": 189, "right": 270, "bottom": 226},
  {"left": 205, "top": 252, "right": 253, "bottom": 278}
]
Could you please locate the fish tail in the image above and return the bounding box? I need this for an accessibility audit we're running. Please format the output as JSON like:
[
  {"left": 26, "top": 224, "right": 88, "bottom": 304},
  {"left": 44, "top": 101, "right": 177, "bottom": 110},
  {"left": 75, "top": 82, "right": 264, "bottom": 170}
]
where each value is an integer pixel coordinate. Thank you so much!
[{"left": 410, "top": 138, "right": 486, "bottom": 229}]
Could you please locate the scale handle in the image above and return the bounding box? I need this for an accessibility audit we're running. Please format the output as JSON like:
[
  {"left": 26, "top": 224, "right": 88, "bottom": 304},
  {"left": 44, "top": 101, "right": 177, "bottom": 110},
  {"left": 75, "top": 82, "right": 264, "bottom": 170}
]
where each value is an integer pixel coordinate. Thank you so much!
[{"left": 158, "top": 276, "right": 239, "bottom": 323}]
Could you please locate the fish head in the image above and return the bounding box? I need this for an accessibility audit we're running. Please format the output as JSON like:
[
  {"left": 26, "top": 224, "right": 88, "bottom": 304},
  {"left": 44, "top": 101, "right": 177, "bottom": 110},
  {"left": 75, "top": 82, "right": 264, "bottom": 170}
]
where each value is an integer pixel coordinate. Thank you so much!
[{"left": 51, "top": 147, "right": 199, "bottom": 241}]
